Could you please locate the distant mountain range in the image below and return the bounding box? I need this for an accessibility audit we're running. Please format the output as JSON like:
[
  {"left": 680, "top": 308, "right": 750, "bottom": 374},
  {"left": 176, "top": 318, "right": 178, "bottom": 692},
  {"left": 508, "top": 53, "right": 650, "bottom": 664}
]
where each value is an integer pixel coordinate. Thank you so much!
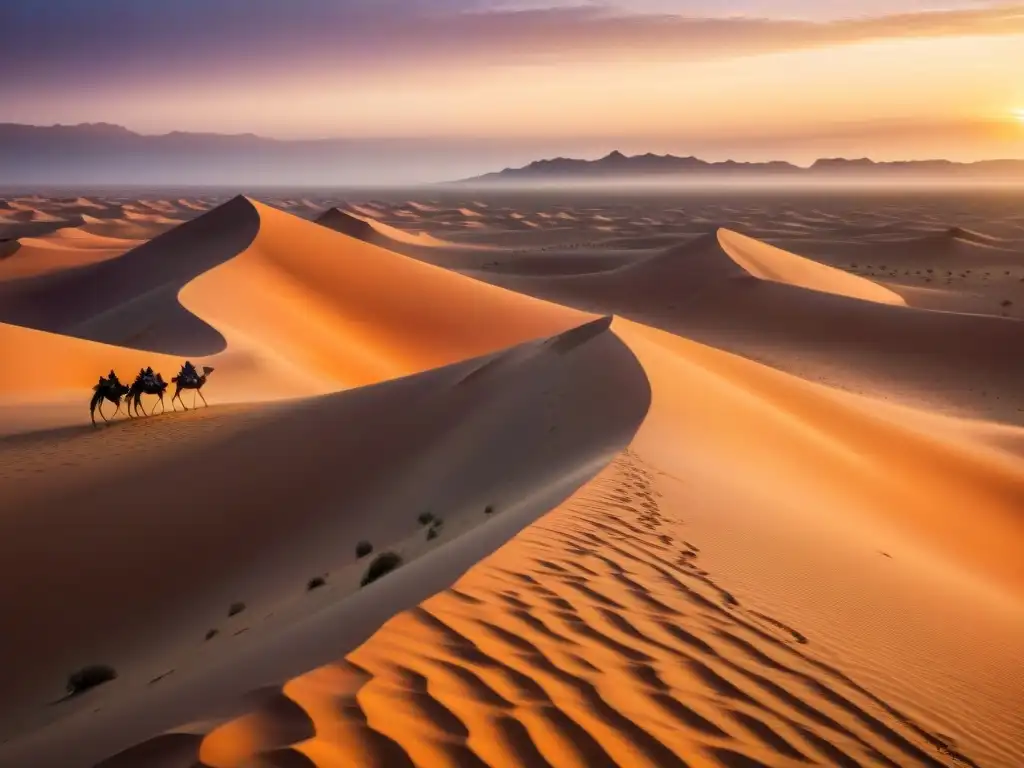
[
  {"left": 3, "top": 124, "right": 1023, "bottom": 187},
  {"left": 0, "top": 123, "right": 475, "bottom": 186},
  {"left": 456, "top": 150, "right": 1024, "bottom": 184}
]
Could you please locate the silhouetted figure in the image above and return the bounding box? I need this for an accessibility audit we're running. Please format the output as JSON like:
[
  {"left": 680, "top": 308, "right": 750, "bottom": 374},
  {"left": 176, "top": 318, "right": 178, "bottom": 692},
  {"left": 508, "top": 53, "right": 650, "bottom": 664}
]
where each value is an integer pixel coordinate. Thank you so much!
[
  {"left": 90, "top": 372, "right": 130, "bottom": 425},
  {"left": 127, "top": 368, "right": 169, "bottom": 417},
  {"left": 179, "top": 361, "right": 199, "bottom": 385},
  {"left": 171, "top": 365, "right": 214, "bottom": 411}
]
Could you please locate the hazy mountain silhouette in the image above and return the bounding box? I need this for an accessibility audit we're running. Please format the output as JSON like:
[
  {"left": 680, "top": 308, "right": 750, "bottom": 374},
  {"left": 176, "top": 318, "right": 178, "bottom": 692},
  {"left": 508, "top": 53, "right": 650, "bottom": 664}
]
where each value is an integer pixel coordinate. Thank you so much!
[
  {"left": 3, "top": 124, "right": 1023, "bottom": 186},
  {"left": 456, "top": 150, "right": 1024, "bottom": 184},
  {"left": 0, "top": 123, "right": 485, "bottom": 186}
]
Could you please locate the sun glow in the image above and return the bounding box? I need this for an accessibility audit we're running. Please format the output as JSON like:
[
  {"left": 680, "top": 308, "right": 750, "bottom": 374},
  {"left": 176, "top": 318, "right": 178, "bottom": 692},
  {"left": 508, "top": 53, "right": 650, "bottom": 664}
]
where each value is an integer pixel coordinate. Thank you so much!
[{"left": 1014, "top": 108, "right": 1024, "bottom": 123}]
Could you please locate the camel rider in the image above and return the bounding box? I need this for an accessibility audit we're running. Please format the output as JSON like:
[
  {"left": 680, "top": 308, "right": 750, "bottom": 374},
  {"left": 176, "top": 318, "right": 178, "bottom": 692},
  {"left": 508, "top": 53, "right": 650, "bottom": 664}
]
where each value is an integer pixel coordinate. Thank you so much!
[
  {"left": 181, "top": 360, "right": 198, "bottom": 384},
  {"left": 108, "top": 370, "right": 119, "bottom": 386}
]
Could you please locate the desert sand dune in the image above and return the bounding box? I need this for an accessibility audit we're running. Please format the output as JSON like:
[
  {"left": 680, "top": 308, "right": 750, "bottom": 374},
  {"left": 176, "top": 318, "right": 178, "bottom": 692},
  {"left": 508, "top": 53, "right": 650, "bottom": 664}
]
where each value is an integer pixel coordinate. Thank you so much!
[
  {"left": 717, "top": 228, "right": 905, "bottom": 305},
  {"left": 2, "top": 191, "right": 1023, "bottom": 768},
  {"left": 0, "top": 217, "right": 79, "bottom": 241},
  {"left": 0, "top": 229, "right": 142, "bottom": 281},
  {"left": 0, "top": 196, "right": 260, "bottom": 355},
  {"left": 315, "top": 207, "right": 452, "bottom": 249},
  {"left": 67, "top": 317, "right": 1023, "bottom": 768},
  {"left": 79, "top": 216, "right": 183, "bottom": 241},
  {"left": 196, "top": 202, "right": 586, "bottom": 392},
  {"left": 0, "top": 197, "right": 589, "bottom": 428},
  {"left": 0, "top": 238, "right": 19, "bottom": 261},
  {"left": 0, "top": 317, "right": 650, "bottom": 767},
  {"left": 479, "top": 231, "right": 1024, "bottom": 424}
]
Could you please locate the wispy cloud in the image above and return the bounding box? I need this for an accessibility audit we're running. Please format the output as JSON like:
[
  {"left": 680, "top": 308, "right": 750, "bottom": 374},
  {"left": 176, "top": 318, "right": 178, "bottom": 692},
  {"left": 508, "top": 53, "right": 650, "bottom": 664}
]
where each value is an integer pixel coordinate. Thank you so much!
[{"left": 3, "top": 1, "right": 1024, "bottom": 97}]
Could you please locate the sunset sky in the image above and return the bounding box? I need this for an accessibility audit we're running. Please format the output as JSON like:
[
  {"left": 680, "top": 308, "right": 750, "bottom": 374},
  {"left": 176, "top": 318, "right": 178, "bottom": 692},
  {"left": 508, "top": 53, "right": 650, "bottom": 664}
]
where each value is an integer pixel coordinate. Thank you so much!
[{"left": 3, "top": 1, "right": 1024, "bottom": 177}]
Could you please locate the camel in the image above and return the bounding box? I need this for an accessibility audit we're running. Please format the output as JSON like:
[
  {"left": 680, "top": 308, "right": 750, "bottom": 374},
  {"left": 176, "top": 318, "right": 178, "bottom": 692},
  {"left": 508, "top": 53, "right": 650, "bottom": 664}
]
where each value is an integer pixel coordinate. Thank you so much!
[
  {"left": 90, "top": 373, "right": 131, "bottom": 426},
  {"left": 127, "top": 370, "right": 169, "bottom": 417},
  {"left": 171, "top": 365, "right": 214, "bottom": 411}
]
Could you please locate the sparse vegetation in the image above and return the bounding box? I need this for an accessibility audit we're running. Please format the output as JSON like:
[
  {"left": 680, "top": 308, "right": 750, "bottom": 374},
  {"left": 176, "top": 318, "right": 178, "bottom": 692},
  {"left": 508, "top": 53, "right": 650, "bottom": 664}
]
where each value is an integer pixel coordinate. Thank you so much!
[
  {"left": 307, "top": 576, "right": 327, "bottom": 591},
  {"left": 355, "top": 540, "right": 373, "bottom": 558},
  {"left": 1001, "top": 299, "right": 1013, "bottom": 307},
  {"left": 205, "top": 629, "right": 219, "bottom": 641},
  {"left": 426, "top": 517, "right": 445, "bottom": 540},
  {"left": 484, "top": 505, "right": 495, "bottom": 515},
  {"left": 417, "top": 511, "right": 436, "bottom": 526},
  {"left": 66, "top": 665, "right": 117, "bottom": 696},
  {"left": 360, "top": 552, "right": 404, "bottom": 587},
  {"left": 228, "top": 602, "right": 246, "bottom": 617}
]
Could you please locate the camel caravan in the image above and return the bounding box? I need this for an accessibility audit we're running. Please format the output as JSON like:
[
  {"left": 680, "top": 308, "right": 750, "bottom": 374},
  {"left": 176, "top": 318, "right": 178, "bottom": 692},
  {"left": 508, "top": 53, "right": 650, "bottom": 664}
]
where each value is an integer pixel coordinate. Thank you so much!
[{"left": 90, "top": 361, "right": 214, "bottom": 425}]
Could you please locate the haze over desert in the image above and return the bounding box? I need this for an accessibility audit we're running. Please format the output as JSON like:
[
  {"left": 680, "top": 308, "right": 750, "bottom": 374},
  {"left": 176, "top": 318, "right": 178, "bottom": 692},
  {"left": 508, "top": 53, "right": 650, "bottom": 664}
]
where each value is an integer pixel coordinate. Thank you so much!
[{"left": 4, "top": 0, "right": 1024, "bottom": 766}]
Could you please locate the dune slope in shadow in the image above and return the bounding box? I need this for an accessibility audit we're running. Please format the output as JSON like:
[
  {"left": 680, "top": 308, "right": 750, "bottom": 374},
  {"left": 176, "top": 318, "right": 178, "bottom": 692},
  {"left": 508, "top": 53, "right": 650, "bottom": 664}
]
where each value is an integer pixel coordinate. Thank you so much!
[{"left": 0, "top": 316, "right": 651, "bottom": 768}]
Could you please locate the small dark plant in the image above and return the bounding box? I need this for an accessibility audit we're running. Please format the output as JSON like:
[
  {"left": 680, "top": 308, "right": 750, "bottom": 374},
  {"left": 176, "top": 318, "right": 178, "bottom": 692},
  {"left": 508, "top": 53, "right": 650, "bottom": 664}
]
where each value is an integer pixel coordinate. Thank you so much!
[
  {"left": 205, "top": 629, "right": 219, "bottom": 641},
  {"left": 355, "top": 540, "right": 373, "bottom": 558},
  {"left": 360, "top": 552, "right": 403, "bottom": 587},
  {"left": 417, "top": 512, "right": 435, "bottom": 526},
  {"left": 66, "top": 665, "right": 117, "bottom": 696},
  {"left": 484, "top": 505, "right": 495, "bottom": 515},
  {"left": 228, "top": 602, "right": 246, "bottom": 617},
  {"left": 307, "top": 576, "right": 327, "bottom": 591}
]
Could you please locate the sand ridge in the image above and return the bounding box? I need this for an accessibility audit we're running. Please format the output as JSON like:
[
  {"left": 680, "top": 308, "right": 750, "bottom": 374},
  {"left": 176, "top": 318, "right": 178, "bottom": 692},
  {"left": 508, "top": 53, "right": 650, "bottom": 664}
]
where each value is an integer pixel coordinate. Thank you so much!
[
  {"left": 0, "top": 190, "right": 1022, "bottom": 768},
  {"left": 717, "top": 228, "right": 905, "bottom": 305}
]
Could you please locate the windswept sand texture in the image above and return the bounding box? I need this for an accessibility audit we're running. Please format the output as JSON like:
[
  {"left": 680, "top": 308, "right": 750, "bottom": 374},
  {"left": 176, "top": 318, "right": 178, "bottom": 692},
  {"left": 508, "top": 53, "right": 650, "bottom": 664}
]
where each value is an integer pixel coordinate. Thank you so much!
[{"left": 0, "top": 190, "right": 1022, "bottom": 768}]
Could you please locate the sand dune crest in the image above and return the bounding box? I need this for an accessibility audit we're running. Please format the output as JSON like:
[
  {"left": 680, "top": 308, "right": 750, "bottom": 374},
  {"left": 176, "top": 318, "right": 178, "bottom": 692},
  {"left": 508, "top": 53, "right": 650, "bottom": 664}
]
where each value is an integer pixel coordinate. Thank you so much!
[
  {"left": 717, "top": 228, "right": 905, "bottom": 305},
  {"left": 2, "top": 191, "right": 1022, "bottom": 768}
]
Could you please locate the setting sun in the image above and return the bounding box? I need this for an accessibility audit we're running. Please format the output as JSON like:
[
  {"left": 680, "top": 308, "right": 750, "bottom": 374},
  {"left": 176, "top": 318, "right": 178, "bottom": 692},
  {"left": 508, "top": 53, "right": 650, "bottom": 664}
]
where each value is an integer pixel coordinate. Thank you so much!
[{"left": 1014, "top": 108, "right": 1024, "bottom": 123}]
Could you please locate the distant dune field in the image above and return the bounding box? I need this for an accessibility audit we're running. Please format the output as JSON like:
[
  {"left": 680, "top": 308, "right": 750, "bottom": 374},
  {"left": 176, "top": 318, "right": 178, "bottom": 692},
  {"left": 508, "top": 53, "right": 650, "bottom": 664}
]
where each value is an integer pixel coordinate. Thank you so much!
[{"left": 0, "top": 190, "right": 1021, "bottom": 768}]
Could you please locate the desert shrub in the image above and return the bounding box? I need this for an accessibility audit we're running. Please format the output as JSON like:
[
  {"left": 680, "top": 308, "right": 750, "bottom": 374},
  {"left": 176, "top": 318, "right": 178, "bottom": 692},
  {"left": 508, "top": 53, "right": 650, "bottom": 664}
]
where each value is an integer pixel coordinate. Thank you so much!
[
  {"left": 417, "top": 512, "right": 436, "bottom": 526},
  {"left": 484, "top": 505, "right": 495, "bottom": 515},
  {"left": 67, "top": 665, "right": 117, "bottom": 696},
  {"left": 228, "top": 602, "right": 246, "bottom": 617},
  {"left": 1001, "top": 299, "right": 1013, "bottom": 307},
  {"left": 355, "top": 540, "right": 373, "bottom": 558},
  {"left": 307, "top": 576, "right": 327, "bottom": 591},
  {"left": 205, "top": 629, "right": 219, "bottom": 641},
  {"left": 360, "top": 552, "right": 403, "bottom": 587},
  {"left": 426, "top": 517, "right": 445, "bottom": 540}
]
